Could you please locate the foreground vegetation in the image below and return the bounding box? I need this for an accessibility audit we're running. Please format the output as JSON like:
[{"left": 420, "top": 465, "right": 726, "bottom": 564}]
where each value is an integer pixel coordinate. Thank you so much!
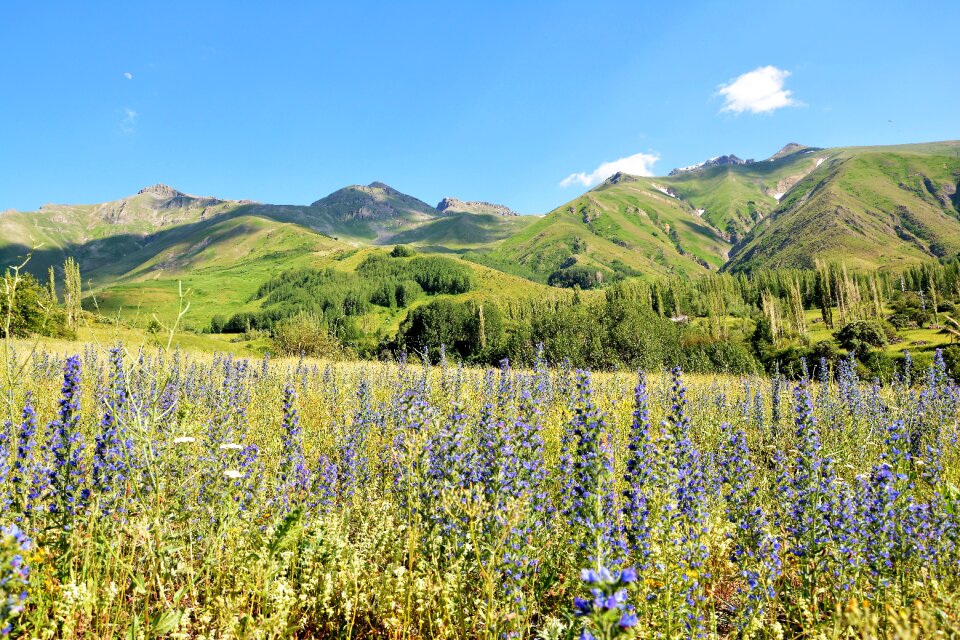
[
  {"left": 0, "top": 333, "right": 958, "bottom": 638},
  {"left": 203, "top": 252, "right": 960, "bottom": 383}
]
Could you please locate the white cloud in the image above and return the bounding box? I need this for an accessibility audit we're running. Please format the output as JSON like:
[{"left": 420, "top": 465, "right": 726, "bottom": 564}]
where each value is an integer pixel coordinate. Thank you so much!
[
  {"left": 120, "top": 108, "right": 138, "bottom": 133},
  {"left": 718, "top": 66, "right": 798, "bottom": 114},
  {"left": 123, "top": 72, "right": 133, "bottom": 80},
  {"left": 560, "top": 151, "right": 660, "bottom": 188}
]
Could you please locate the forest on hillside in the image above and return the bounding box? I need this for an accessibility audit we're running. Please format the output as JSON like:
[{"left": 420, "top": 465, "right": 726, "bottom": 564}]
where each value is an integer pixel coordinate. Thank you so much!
[{"left": 191, "top": 249, "right": 960, "bottom": 381}]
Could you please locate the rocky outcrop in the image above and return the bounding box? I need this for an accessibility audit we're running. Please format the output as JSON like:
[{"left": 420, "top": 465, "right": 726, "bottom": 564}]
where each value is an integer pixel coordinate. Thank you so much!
[
  {"left": 669, "top": 155, "right": 753, "bottom": 176},
  {"left": 137, "top": 184, "right": 224, "bottom": 210},
  {"left": 604, "top": 172, "right": 639, "bottom": 185},
  {"left": 771, "top": 143, "right": 807, "bottom": 159},
  {"left": 138, "top": 184, "right": 185, "bottom": 198},
  {"left": 436, "top": 197, "right": 519, "bottom": 216}
]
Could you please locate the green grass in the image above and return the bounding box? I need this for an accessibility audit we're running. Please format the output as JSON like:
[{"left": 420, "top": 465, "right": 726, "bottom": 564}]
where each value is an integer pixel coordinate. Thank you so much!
[
  {"left": 484, "top": 174, "right": 731, "bottom": 280},
  {"left": 658, "top": 145, "right": 830, "bottom": 235},
  {"left": 387, "top": 212, "right": 537, "bottom": 249},
  {"left": 87, "top": 215, "right": 349, "bottom": 327},
  {"left": 727, "top": 142, "right": 960, "bottom": 272},
  {"left": 3, "top": 335, "right": 959, "bottom": 637},
  {"left": 5, "top": 139, "right": 960, "bottom": 321}
]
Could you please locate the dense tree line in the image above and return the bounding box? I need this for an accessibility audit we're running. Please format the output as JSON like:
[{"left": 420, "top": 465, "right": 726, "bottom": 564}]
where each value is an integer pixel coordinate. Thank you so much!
[
  {"left": 395, "top": 257, "right": 960, "bottom": 379},
  {"left": 210, "top": 248, "right": 475, "bottom": 353},
  {"left": 396, "top": 294, "right": 759, "bottom": 374},
  {"left": 209, "top": 251, "right": 960, "bottom": 379}
]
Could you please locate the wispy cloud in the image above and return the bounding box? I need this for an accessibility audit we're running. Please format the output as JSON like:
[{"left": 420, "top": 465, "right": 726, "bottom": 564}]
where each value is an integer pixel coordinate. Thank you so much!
[
  {"left": 120, "top": 108, "right": 138, "bottom": 133},
  {"left": 718, "top": 66, "right": 798, "bottom": 114},
  {"left": 123, "top": 71, "right": 133, "bottom": 80},
  {"left": 560, "top": 151, "right": 660, "bottom": 188}
]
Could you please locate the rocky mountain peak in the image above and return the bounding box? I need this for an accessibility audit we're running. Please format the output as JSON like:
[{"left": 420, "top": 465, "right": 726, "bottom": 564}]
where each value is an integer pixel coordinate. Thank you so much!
[
  {"left": 138, "top": 184, "right": 186, "bottom": 198},
  {"left": 437, "top": 197, "right": 519, "bottom": 216},
  {"left": 772, "top": 143, "right": 807, "bottom": 158},
  {"left": 669, "top": 155, "right": 753, "bottom": 176},
  {"left": 132, "top": 184, "right": 224, "bottom": 212},
  {"left": 605, "top": 172, "right": 639, "bottom": 185},
  {"left": 311, "top": 182, "right": 437, "bottom": 221},
  {"left": 367, "top": 181, "right": 402, "bottom": 196}
]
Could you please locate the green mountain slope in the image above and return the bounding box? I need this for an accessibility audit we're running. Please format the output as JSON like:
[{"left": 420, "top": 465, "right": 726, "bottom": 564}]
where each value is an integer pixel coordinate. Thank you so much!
[
  {"left": 4, "top": 139, "right": 960, "bottom": 318},
  {"left": 0, "top": 182, "right": 531, "bottom": 280},
  {"left": 93, "top": 242, "right": 572, "bottom": 330},
  {"left": 0, "top": 182, "right": 551, "bottom": 328},
  {"left": 90, "top": 215, "right": 349, "bottom": 325},
  {"left": 657, "top": 144, "right": 830, "bottom": 240},
  {"left": 481, "top": 140, "right": 960, "bottom": 281},
  {"left": 477, "top": 172, "right": 731, "bottom": 282},
  {"left": 0, "top": 184, "right": 241, "bottom": 275},
  {"left": 725, "top": 142, "right": 960, "bottom": 272},
  {"left": 389, "top": 212, "right": 537, "bottom": 251}
]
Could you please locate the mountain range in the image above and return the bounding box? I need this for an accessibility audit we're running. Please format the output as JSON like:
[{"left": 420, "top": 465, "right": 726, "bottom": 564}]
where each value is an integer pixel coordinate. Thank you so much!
[{"left": 2, "top": 139, "right": 959, "bottom": 321}]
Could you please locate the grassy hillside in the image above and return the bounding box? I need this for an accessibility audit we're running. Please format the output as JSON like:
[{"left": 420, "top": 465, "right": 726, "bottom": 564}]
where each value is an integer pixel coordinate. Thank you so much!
[
  {"left": 726, "top": 142, "right": 960, "bottom": 272},
  {"left": 478, "top": 140, "right": 960, "bottom": 280},
  {"left": 477, "top": 173, "right": 731, "bottom": 282},
  {"left": 4, "top": 140, "right": 960, "bottom": 327},
  {"left": 657, "top": 144, "right": 830, "bottom": 238},
  {"left": 90, "top": 234, "right": 574, "bottom": 335},
  {"left": 388, "top": 211, "right": 537, "bottom": 251},
  {"left": 88, "top": 214, "right": 349, "bottom": 327},
  {"left": 0, "top": 182, "right": 532, "bottom": 283},
  {"left": 0, "top": 185, "right": 238, "bottom": 275}
]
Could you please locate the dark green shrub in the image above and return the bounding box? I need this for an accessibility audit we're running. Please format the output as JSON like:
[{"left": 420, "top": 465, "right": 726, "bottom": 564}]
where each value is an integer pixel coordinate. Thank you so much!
[
  {"left": 370, "top": 282, "right": 396, "bottom": 308},
  {"left": 834, "top": 321, "right": 889, "bottom": 353},
  {"left": 395, "top": 280, "right": 422, "bottom": 307},
  {"left": 210, "top": 314, "right": 228, "bottom": 333},
  {"left": 941, "top": 345, "right": 960, "bottom": 381},
  {"left": 680, "top": 338, "right": 760, "bottom": 375},
  {"left": 888, "top": 313, "right": 913, "bottom": 330},
  {"left": 390, "top": 245, "right": 416, "bottom": 258},
  {"left": 547, "top": 267, "right": 604, "bottom": 289},
  {"left": 0, "top": 271, "right": 69, "bottom": 338}
]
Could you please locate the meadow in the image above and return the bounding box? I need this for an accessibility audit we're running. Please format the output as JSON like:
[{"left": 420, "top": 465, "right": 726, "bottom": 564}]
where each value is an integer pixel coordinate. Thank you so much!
[{"left": 0, "top": 333, "right": 958, "bottom": 639}]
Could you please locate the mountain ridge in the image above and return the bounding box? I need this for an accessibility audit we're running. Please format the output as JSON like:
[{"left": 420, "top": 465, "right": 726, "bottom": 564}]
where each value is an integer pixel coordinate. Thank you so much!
[
  {"left": 437, "top": 197, "right": 519, "bottom": 217},
  {"left": 3, "top": 139, "right": 960, "bottom": 298}
]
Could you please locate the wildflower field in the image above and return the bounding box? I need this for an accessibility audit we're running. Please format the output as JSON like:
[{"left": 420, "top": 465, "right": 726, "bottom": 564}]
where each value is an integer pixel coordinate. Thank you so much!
[{"left": 1, "top": 343, "right": 959, "bottom": 639}]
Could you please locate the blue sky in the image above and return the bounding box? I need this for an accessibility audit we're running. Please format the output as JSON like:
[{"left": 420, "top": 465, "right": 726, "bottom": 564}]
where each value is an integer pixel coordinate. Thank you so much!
[{"left": 2, "top": 1, "right": 958, "bottom": 214}]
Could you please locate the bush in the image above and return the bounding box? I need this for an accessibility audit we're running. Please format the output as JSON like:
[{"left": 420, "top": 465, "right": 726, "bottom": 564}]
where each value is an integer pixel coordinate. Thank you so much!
[
  {"left": 222, "top": 312, "right": 259, "bottom": 333},
  {"left": 271, "top": 313, "right": 349, "bottom": 359},
  {"left": 145, "top": 318, "right": 163, "bottom": 334},
  {"left": 834, "top": 321, "right": 889, "bottom": 353},
  {"left": 370, "top": 282, "right": 396, "bottom": 308},
  {"left": 210, "top": 314, "right": 228, "bottom": 333},
  {"left": 861, "top": 350, "right": 898, "bottom": 383},
  {"left": 395, "top": 280, "right": 423, "bottom": 307},
  {"left": 887, "top": 312, "right": 913, "bottom": 330},
  {"left": 390, "top": 245, "right": 416, "bottom": 258},
  {"left": 547, "top": 267, "right": 604, "bottom": 289},
  {"left": 0, "top": 271, "right": 70, "bottom": 338},
  {"left": 941, "top": 345, "right": 960, "bottom": 381}
]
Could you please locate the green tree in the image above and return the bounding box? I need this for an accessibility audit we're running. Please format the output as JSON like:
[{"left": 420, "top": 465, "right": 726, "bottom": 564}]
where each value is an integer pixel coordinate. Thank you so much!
[
  {"left": 833, "top": 320, "right": 889, "bottom": 354},
  {"left": 63, "top": 257, "right": 82, "bottom": 330}
]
